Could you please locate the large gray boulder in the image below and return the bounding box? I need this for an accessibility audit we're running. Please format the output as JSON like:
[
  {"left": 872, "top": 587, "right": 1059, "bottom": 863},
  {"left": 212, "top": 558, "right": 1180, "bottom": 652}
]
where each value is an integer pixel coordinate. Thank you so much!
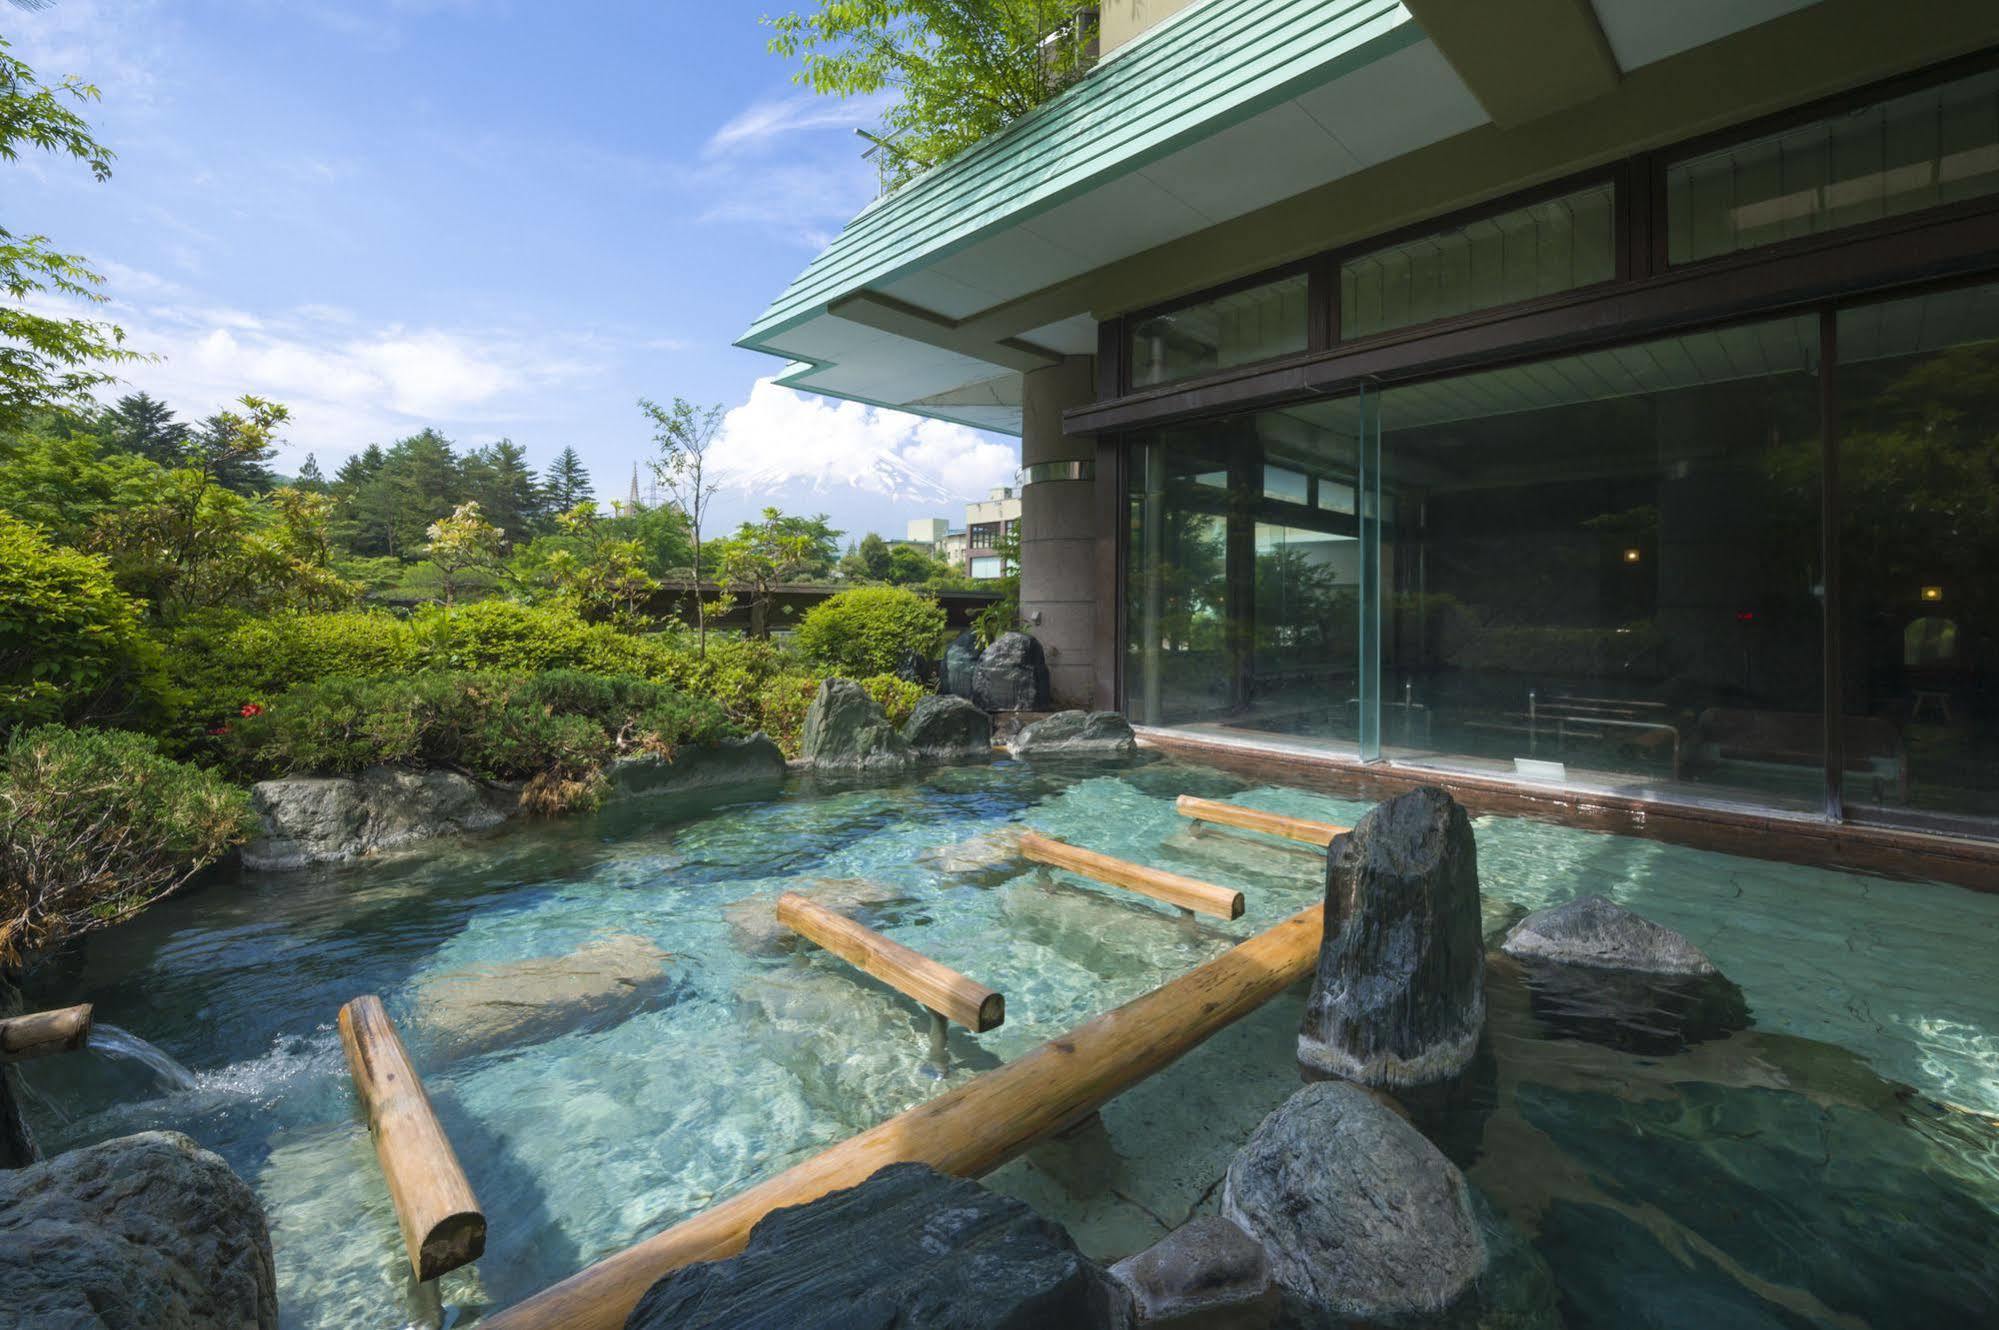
[
  {"left": 0, "top": 1131, "right": 278, "bottom": 1328},
  {"left": 1008, "top": 709, "right": 1137, "bottom": 758},
  {"left": 1110, "top": 1216, "right": 1277, "bottom": 1329},
  {"left": 243, "top": 766, "right": 515, "bottom": 871},
  {"left": 626, "top": 1161, "right": 1130, "bottom": 1329},
  {"left": 1299, "top": 786, "right": 1485, "bottom": 1087},
  {"left": 901, "top": 693, "right": 993, "bottom": 762},
  {"left": 607, "top": 733, "right": 786, "bottom": 799},
  {"left": 941, "top": 629, "right": 981, "bottom": 699},
  {"left": 972, "top": 632, "right": 1051, "bottom": 712},
  {"left": 1500, "top": 894, "right": 1717, "bottom": 974},
  {"left": 800, "top": 678, "right": 915, "bottom": 772},
  {"left": 1501, "top": 895, "right": 1748, "bottom": 1055},
  {"left": 1222, "top": 1081, "right": 1481, "bottom": 1324},
  {"left": 415, "top": 934, "right": 677, "bottom": 1060}
]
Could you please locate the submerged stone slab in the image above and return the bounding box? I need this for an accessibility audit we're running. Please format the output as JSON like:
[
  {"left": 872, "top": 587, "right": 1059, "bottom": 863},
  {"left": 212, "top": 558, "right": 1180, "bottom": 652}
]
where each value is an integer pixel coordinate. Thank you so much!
[
  {"left": 902, "top": 693, "right": 993, "bottom": 762},
  {"left": 972, "top": 632, "right": 1051, "bottom": 712},
  {"left": 1008, "top": 709, "right": 1138, "bottom": 758},
  {"left": 916, "top": 827, "right": 1023, "bottom": 879},
  {"left": 607, "top": 734, "right": 785, "bottom": 799},
  {"left": 415, "top": 933, "right": 676, "bottom": 1059},
  {"left": 723, "top": 878, "right": 906, "bottom": 956},
  {"left": 800, "top": 678, "right": 915, "bottom": 772},
  {"left": 626, "top": 1162, "right": 1130, "bottom": 1329},
  {"left": 1222, "top": 1081, "right": 1484, "bottom": 1323},
  {"left": 1109, "top": 1216, "right": 1277, "bottom": 1329},
  {"left": 0, "top": 1131, "right": 277, "bottom": 1329},
  {"left": 244, "top": 766, "right": 515, "bottom": 871},
  {"left": 1299, "top": 786, "right": 1486, "bottom": 1087}
]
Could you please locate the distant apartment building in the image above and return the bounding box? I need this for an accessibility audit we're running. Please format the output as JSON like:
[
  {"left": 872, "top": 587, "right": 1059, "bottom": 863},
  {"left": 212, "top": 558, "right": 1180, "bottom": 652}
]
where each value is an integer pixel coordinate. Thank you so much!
[
  {"left": 964, "top": 486, "right": 1020, "bottom": 580},
  {"left": 906, "top": 517, "right": 950, "bottom": 544}
]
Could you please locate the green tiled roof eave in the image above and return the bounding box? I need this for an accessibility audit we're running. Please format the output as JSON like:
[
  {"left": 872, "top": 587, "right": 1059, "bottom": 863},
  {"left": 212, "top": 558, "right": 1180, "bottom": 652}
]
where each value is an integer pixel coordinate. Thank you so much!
[
  {"left": 771, "top": 360, "right": 1025, "bottom": 437},
  {"left": 737, "top": 0, "right": 1418, "bottom": 350}
]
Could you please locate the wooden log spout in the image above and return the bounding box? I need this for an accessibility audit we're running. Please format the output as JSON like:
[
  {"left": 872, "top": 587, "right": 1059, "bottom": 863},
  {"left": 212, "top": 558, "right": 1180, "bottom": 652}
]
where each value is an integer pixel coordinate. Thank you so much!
[
  {"left": 0, "top": 1003, "right": 92, "bottom": 1063},
  {"left": 1019, "top": 830, "right": 1245, "bottom": 919},
  {"left": 481, "top": 901, "right": 1325, "bottom": 1330},
  {"left": 777, "top": 892, "right": 1004, "bottom": 1032},
  {"left": 1175, "top": 795, "right": 1345, "bottom": 847},
  {"left": 338, "top": 995, "right": 485, "bottom": 1283}
]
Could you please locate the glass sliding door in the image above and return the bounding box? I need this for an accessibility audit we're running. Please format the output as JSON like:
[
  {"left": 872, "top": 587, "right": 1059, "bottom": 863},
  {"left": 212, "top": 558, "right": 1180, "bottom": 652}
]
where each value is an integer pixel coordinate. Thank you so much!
[
  {"left": 1836, "top": 282, "right": 1999, "bottom": 834},
  {"left": 1125, "top": 400, "right": 1366, "bottom": 749},
  {"left": 1374, "top": 316, "right": 1826, "bottom": 808}
]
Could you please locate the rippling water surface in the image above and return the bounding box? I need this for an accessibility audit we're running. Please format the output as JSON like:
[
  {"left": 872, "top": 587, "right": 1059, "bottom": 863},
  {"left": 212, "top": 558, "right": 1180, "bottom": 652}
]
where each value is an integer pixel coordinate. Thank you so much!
[{"left": 18, "top": 755, "right": 1999, "bottom": 1327}]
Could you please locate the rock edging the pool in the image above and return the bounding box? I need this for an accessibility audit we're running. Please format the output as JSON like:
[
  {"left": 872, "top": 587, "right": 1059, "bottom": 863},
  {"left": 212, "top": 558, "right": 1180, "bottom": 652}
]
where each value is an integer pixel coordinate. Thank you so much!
[{"left": 242, "top": 733, "right": 785, "bottom": 871}]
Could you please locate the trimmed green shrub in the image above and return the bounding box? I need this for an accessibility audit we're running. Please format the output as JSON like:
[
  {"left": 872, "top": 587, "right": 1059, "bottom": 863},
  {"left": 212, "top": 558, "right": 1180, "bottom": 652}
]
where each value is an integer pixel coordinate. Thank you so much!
[
  {"left": 0, "top": 725, "right": 255, "bottom": 965},
  {"left": 0, "top": 513, "right": 163, "bottom": 732},
  {"left": 794, "top": 587, "right": 947, "bottom": 678},
  {"left": 754, "top": 672, "right": 821, "bottom": 758},
  {"left": 228, "top": 671, "right": 738, "bottom": 812},
  {"left": 408, "top": 600, "right": 684, "bottom": 678},
  {"left": 860, "top": 673, "right": 926, "bottom": 728}
]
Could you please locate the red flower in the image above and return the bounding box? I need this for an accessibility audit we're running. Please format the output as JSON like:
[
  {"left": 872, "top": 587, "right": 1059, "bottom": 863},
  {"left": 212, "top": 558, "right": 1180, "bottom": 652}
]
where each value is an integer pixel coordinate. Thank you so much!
[
  {"left": 240, "top": 702, "right": 264, "bottom": 718},
  {"left": 209, "top": 723, "right": 232, "bottom": 736}
]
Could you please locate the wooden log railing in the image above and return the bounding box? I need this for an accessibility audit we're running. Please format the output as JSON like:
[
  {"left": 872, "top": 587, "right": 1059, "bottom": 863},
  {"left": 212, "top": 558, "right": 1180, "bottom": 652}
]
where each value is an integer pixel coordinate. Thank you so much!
[
  {"left": 1175, "top": 795, "right": 1345, "bottom": 848},
  {"left": 481, "top": 901, "right": 1326, "bottom": 1330},
  {"left": 338, "top": 996, "right": 486, "bottom": 1283},
  {"left": 0, "top": 1003, "right": 92, "bottom": 1063},
  {"left": 777, "top": 892, "right": 1005, "bottom": 1040},
  {"left": 1018, "top": 830, "right": 1245, "bottom": 920}
]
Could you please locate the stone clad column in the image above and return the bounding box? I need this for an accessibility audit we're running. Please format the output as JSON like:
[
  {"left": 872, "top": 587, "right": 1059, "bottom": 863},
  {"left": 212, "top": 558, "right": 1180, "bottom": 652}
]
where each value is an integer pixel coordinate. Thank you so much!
[{"left": 1019, "top": 355, "right": 1100, "bottom": 709}]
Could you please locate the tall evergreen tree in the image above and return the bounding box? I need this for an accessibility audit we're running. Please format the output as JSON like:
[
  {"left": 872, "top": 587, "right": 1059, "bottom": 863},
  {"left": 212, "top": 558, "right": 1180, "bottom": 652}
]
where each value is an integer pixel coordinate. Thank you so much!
[
  {"left": 191, "top": 410, "right": 277, "bottom": 494},
  {"left": 463, "top": 437, "right": 545, "bottom": 546},
  {"left": 295, "top": 453, "right": 326, "bottom": 491},
  {"left": 95, "top": 392, "right": 188, "bottom": 465},
  {"left": 544, "top": 446, "right": 593, "bottom": 510},
  {"left": 333, "top": 443, "right": 385, "bottom": 491}
]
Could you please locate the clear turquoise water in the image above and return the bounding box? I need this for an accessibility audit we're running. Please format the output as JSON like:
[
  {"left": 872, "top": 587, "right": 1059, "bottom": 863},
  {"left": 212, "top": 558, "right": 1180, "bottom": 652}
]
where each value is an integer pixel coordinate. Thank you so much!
[{"left": 16, "top": 755, "right": 1999, "bottom": 1328}]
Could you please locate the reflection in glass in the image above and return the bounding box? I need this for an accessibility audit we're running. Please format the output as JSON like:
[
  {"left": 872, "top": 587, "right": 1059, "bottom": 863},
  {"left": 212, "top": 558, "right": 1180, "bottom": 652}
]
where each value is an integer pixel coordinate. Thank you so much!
[
  {"left": 1125, "top": 404, "right": 1364, "bottom": 747},
  {"left": 1837, "top": 283, "right": 1999, "bottom": 832},
  {"left": 1129, "top": 272, "right": 1310, "bottom": 388},
  {"left": 1668, "top": 67, "right": 1999, "bottom": 264},
  {"left": 1373, "top": 317, "right": 1825, "bottom": 805}
]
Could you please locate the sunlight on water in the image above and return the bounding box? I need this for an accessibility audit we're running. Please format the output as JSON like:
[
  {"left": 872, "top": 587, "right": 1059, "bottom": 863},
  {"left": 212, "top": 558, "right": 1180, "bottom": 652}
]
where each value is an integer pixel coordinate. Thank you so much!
[{"left": 15, "top": 755, "right": 1999, "bottom": 1328}]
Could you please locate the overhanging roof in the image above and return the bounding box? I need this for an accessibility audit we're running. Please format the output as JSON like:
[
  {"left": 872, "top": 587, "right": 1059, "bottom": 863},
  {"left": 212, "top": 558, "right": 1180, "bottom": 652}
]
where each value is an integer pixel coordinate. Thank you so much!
[{"left": 737, "top": 0, "right": 1834, "bottom": 435}]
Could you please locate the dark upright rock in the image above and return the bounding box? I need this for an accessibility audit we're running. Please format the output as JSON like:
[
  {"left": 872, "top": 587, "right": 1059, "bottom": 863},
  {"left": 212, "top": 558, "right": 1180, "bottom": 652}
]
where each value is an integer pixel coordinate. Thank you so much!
[
  {"left": 941, "top": 629, "right": 981, "bottom": 699},
  {"left": 800, "top": 678, "right": 914, "bottom": 772},
  {"left": 1298, "top": 785, "right": 1485, "bottom": 1086},
  {"left": 893, "top": 647, "right": 936, "bottom": 687},
  {"left": 901, "top": 693, "right": 993, "bottom": 762},
  {"left": 0, "top": 1131, "right": 278, "bottom": 1328},
  {"left": 972, "top": 632, "right": 1051, "bottom": 712},
  {"left": 625, "top": 1162, "right": 1130, "bottom": 1330}
]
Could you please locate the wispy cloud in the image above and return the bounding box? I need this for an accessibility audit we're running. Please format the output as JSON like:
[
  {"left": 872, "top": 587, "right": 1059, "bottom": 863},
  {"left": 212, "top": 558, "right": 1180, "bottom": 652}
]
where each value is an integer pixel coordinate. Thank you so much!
[{"left": 703, "top": 93, "right": 894, "bottom": 158}]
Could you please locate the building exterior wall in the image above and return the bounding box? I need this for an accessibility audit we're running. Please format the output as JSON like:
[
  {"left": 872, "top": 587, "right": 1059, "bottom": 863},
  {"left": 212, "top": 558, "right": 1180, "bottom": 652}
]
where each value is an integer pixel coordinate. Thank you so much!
[{"left": 1100, "top": 0, "right": 1206, "bottom": 58}]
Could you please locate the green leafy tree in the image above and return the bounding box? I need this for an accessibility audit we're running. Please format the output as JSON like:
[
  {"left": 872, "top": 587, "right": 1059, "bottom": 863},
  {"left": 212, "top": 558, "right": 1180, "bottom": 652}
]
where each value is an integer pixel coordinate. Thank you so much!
[
  {"left": 796, "top": 584, "right": 948, "bottom": 676},
  {"left": 423, "top": 500, "right": 505, "bottom": 606},
  {"left": 885, "top": 542, "right": 956, "bottom": 586},
  {"left": 765, "top": 1, "right": 1099, "bottom": 188},
  {"left": 190, "top": 408, "right": 278, "bottom": 494},
  {"left": 709, "top": 507, "right": 819, "bottom": 639},
  {"left": 0, "top": 510, "right": 162, "bottom": 731},
  {"left": 543, "top": 445, "right": 593, "bottom": 510},
  {"left": 857, "top": 531, "right": 892, "bottom": 580},
  {"left": 642, "top": 395, "right": 725, "bottom": 653},
  {"left": 513, "top": 501, "right": 661, "bottom": 628},
  {"left": 1, "top": 34, "right": 147, "bottom": 429},
  {"left": 0, "top": 423, "right": 156, "bottom": 544}
]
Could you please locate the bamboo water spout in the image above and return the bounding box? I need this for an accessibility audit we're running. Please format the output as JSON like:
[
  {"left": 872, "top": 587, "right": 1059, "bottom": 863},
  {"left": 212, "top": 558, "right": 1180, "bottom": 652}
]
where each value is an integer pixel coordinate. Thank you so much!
[
  {"left": 1175, "top": 795, "right": 1345, "bottom": 847},
  {"left": 338, "top": 995, "right": 485, "bottom": 1283},
  {"left": 480, "top": 902, "right": 1326, "bottom": 1330},
  {"left": 1018, "top": 830, "right": 1245, "bottom": 919},
  {"left": 0, "top": 1003, "right": 92, "bottom": 1063}
]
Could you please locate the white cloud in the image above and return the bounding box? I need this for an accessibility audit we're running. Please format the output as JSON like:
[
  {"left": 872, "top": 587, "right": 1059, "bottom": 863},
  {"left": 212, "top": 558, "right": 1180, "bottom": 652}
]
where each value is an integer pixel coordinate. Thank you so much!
[
  {"left": 711, "top": 378, "right": 1016, "bottom": 502},
  {"left": 704, "top": 94, "right": 895, "bottom": 158}
]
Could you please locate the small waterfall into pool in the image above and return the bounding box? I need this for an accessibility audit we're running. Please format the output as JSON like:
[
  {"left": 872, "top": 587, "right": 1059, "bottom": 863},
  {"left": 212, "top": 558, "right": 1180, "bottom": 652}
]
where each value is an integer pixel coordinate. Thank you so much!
[{"left": 89, "top": 1024, "right": 199, "bottom": 1092}]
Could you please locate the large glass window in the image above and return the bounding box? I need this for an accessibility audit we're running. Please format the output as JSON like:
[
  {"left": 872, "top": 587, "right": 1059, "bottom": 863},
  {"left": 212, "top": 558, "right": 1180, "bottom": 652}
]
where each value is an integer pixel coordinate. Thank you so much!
[
  {"left": 1128, "top": 272, "right": 1310, "bottom": 389},
  {"left": 1340, "top": 182, "right": 1615, "bottom": 340},
  {"left": 1836, "top": 282, "right": 1999, "bottom": 832},
  {"left": 1126, "top": 403, "right": 1364, "bottom": 746},
  {"left": 1374, "top": 317, "right": 1825, "bottom": 807},
  {"left": 1667, "top": 67, "right": 1999, "bottom": 264}
]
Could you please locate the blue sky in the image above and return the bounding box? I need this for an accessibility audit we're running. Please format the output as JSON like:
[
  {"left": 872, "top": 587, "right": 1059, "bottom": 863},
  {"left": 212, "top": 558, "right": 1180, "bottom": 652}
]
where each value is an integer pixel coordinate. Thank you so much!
[{"left": 7, "top": 0, "right": 1018, "bottom": 535}]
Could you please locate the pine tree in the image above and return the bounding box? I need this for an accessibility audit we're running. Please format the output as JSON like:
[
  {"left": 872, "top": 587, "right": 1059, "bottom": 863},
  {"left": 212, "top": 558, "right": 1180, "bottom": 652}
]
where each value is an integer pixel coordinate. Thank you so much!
[
  {"left": 191, "top": 411, "right": 277, "bottom": 494},
  {"left": 96, "top": 392, "right": 189, "bottom": 466},
  {"left": 295, "top": 453, "right": 326, "bottom": 491},
  {"left": 544, "top": 446, "right": 593, "bottom": 510},
  {"left": 463, "top": 437, "right": 545, "bottom": 547}
]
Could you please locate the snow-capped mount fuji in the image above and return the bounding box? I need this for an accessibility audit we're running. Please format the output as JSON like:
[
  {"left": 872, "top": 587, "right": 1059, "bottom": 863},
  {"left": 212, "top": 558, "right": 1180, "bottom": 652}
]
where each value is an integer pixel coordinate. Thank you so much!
[{"left": 702, "top": 379, "right": 1019, "bottom": 536}]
